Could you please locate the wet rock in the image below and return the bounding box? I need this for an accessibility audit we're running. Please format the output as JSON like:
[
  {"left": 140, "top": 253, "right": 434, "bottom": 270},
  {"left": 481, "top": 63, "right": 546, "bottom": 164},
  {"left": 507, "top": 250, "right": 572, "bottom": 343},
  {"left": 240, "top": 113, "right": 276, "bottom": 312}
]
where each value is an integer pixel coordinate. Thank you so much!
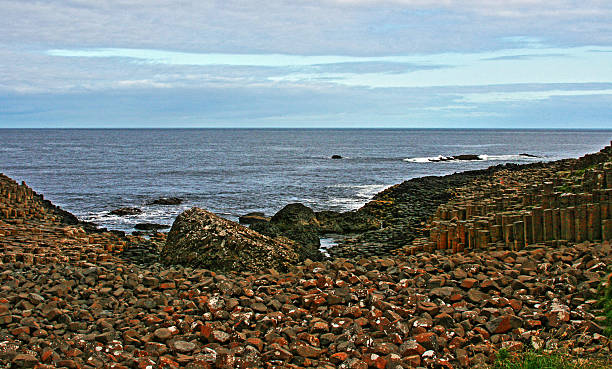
[
  {"left": 149, "top": 197, "right": 183, "bottom": 205},
  {"left": 109, "top": 207, "right": 142, "bottom": 216}
]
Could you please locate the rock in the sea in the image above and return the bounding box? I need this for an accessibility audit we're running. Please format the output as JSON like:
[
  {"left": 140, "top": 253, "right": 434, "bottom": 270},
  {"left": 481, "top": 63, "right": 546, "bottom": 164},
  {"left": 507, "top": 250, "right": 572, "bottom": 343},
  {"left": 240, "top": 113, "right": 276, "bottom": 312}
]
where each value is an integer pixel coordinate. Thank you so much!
[
  {"left": 429, "top": 155, "right": 482, "bottom": 162},
  {"left": 239, "top": 212, "right": 270, "bottom": 225},
  {"left": 149, "top": 197, "right": 183, "bottom": 205},
  {"left": 450, "top": 154, "right": 481, "bottom": 161},
  {"left": 162, "top": 208, "right": 299, "bottom": 272},
  {"left": 271, "top": 203, "right": 319, "bottom": 227},
  {"left": 134, "top": 223, "right": 170, "bottom": 231},
  {"left": 109, "top": 207, "right": 142, "bottom": 216},
  {"left": 331, "top": 155, "right": 343, "bottom": 159},
  {"left": 519, "top": 153, "right": 539, "bottom": 158}
]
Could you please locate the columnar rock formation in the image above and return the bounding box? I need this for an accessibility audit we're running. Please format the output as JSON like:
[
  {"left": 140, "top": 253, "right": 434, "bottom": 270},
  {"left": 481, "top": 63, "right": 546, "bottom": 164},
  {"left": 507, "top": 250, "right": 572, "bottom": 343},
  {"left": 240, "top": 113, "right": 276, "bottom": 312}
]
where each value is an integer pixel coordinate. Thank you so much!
[{"left": 405, "top": 143, "right": 612, "bottom": 255}]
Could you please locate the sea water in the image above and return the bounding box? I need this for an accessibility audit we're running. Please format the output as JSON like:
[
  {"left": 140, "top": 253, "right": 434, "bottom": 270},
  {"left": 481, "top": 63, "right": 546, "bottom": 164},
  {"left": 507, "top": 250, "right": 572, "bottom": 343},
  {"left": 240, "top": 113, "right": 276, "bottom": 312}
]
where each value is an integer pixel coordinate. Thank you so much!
[{"left": 1, "top": 128, "right": 610, "bottom": 232}]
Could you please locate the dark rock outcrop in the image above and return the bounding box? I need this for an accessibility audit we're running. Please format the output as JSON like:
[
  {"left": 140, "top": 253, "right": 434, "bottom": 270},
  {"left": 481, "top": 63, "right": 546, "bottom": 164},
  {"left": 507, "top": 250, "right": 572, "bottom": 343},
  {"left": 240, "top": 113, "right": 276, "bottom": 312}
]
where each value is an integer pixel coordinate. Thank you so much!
[
  {"left": 238, "top": 212, "right": 270, "bottom": 225},
  {"left": 451, "top": 154, "right": 481, "bottom": 161},
  {"left": 149, "top": 197, "right": 183, "bottom": 205},
  {"left": 109, "top": 207, "right": 142, "bottom": 216},
  {"left": 316, "top": 210, "right": 381, "bottom": 234},
  {"left": 162, "top": 208, "right": 299, "bottom": 272},
  {"left": 134, "top": 223, "right": 169, "bottom": 231},
  {"left": 429, "top": 154, "right": 482, "bottom": 162},
  {"left": 252, "top": 203, "right": 323, "bottom": 261}
]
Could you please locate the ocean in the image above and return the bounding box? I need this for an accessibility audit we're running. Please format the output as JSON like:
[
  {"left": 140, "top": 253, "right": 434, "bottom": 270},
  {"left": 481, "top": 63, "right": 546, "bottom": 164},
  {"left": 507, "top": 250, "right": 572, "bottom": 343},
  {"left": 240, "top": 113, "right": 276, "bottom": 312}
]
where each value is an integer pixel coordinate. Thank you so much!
[{"left": 1, "top": 128, "right": 610, "bottom": 232}]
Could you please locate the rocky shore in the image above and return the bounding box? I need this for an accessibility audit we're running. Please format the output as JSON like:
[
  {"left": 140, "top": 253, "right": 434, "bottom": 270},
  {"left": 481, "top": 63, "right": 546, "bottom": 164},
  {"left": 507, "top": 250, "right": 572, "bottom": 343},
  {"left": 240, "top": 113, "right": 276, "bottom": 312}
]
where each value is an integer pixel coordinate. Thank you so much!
[{"left": 1, "top": 144, "right": 612, "bottom": 368}]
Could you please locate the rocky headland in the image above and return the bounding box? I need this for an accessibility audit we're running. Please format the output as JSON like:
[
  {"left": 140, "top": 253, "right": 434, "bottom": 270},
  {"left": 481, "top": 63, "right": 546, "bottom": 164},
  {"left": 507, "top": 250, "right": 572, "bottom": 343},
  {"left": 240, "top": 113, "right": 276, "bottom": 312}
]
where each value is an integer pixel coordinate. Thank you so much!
[{"left": 0, "top": 143, "right": 611, "bottom": 368}]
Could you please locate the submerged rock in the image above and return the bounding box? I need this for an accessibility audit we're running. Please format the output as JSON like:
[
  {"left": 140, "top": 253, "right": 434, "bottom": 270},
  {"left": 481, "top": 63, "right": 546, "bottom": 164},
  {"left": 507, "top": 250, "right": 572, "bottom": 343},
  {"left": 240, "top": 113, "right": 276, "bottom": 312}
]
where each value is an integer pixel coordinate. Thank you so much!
[
  {"left": 109, "top": 207, "right": 142, "bottom": 216},
  {"left": 149, "top": 197, "right": 183, "bottom": 205},
  {"left": 162, "top": 208, "right": 299, "bottom": 272}
]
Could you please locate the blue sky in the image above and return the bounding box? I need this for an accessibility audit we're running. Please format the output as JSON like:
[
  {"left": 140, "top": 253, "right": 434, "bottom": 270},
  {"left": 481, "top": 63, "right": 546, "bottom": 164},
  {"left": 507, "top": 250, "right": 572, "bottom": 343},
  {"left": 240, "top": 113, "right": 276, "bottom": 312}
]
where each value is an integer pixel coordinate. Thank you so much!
[{"left": 1, "top": 0, "right": 612, "bottom": 128}]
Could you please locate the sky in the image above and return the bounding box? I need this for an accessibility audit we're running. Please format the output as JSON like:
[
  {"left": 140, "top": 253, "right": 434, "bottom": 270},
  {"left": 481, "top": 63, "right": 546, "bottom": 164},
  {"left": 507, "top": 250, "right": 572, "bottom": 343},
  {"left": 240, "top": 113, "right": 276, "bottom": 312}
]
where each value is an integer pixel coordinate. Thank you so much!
[{"left": 1, "top": 0, "right": 612, "bottom": 128}]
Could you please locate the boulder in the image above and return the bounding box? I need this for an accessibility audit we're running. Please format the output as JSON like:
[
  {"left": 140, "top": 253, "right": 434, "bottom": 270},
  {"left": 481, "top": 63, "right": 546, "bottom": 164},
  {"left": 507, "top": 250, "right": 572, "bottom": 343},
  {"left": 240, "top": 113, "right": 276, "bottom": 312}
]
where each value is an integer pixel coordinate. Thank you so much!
[
  {"left": 162, "top": 208, "right": 299, "bottom": 272},
  {"left": 149, "top": 197, "right": 183, "bottom": 205},
  {"left": 271, "top": 203, "right": 319, "bottom": 227},
  {"left": 251, "top": 203, "right": 323, "bottom": 261},
  {"left": 109, "top": 207, "right": 142, "bottom": 216}
]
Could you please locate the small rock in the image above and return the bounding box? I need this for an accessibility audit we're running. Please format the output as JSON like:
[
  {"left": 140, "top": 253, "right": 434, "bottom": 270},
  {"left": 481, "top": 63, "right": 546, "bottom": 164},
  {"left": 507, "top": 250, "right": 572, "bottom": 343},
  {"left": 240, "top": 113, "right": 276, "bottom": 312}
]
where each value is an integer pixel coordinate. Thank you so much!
[
  {"left": 12, "top": 354, "right": 38, "bottom": 368},
  {"left": 173, "top": 340, "right": 197, "bottom": 353},
  {"left": 154, "top": 327, "right": 173, "bottom": 341}
]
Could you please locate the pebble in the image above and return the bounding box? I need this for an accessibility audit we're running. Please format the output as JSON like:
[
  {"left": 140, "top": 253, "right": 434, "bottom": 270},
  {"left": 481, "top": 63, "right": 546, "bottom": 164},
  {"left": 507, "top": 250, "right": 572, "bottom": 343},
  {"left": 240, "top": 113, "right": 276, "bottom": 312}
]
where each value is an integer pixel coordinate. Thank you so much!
[{"left": 0, "top": 145, "right": 611, "bottom": 368}]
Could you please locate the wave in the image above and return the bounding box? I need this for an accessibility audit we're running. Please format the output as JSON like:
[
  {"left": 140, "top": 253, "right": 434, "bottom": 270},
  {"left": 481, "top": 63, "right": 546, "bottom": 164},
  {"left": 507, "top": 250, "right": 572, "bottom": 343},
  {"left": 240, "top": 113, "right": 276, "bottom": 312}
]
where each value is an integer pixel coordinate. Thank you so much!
[
  {"left": 403, "top": 154, "right": 541, "bottom": 163},
  {"left": 327, "top": 184, "right": 389, "bottom": 211},
  {"left": 80, "top": 206, "right": 186, "bottom": 231}
]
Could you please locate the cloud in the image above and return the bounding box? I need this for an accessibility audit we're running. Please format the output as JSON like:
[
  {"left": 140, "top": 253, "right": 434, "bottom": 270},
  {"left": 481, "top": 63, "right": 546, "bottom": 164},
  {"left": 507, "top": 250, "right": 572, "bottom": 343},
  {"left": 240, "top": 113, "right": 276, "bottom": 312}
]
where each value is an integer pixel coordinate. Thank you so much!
[
  {"left": 2, "top": 0, "right": 612, "bottom": 56},
  {"left": 330, "top": 0, "right": 612, "bottom": 18},
  {"left": 458, "top": 89, "right": 612, "bottom": 103},
  {"left": 1, "top": 0, "right": 612, "bottom": 127}
]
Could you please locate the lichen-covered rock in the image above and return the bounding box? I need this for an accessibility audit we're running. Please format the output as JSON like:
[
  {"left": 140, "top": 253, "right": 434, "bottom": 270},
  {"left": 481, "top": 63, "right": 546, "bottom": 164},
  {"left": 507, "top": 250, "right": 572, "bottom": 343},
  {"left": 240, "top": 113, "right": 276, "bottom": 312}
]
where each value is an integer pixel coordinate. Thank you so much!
[{"left": 162, "top": 208, "right": 299, "bottom": 272}]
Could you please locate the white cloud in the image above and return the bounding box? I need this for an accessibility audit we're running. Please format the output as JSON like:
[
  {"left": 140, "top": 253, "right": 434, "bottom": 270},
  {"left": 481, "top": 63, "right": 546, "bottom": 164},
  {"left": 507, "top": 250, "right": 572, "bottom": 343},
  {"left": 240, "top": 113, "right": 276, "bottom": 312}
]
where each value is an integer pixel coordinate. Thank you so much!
[
  {"left": 458, "top": 89, "right": 612, "bottom": 103},
  {"left": 330, "top": 0, "right": 611, "bottom": 17}
]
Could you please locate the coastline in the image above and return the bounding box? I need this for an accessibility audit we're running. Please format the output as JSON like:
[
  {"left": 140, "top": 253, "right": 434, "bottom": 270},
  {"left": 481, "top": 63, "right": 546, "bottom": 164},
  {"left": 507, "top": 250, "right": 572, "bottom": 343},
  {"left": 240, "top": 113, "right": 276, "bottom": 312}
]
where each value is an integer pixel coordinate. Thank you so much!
[{"left": 0, "top": 144, "right": 611, "bottom": 368}]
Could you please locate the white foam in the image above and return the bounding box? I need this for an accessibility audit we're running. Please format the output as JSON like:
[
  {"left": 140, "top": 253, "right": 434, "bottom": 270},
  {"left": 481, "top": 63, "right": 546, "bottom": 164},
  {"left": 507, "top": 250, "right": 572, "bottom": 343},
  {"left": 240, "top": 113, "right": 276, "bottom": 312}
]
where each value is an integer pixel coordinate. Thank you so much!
[
  {"left": 319, "top": 238, "right": 338, "bottom": 257},
  {"left": 403, "top": 155, "right": 447, "bottom": 163},
  {"left": 328, "top": 184, "right": 389, "bottom": 211},
  {"left": 404, "top": 154, "right": 540, "bottom": 163}
]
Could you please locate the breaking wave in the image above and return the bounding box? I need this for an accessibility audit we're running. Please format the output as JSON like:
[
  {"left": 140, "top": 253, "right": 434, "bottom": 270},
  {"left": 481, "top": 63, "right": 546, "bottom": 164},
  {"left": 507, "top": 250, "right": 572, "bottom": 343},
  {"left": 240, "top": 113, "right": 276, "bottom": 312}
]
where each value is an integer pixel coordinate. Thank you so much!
[{"left": 403, "top": 154, "right": 540, "bottom": 163}]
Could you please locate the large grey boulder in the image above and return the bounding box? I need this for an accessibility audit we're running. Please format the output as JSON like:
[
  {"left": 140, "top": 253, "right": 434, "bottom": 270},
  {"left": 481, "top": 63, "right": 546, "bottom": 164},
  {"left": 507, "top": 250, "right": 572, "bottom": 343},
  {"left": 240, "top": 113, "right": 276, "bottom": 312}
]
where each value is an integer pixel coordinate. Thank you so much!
[{"left": 162, "top": 208, "right": 299, "bottom": 273}]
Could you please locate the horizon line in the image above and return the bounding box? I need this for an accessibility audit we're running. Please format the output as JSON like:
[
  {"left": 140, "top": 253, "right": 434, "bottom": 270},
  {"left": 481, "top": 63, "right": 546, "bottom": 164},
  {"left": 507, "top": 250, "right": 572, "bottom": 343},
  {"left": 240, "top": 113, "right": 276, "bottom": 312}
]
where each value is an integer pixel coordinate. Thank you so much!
[{"left": 2, "top": 127, "right": 612, "bottom": 131}]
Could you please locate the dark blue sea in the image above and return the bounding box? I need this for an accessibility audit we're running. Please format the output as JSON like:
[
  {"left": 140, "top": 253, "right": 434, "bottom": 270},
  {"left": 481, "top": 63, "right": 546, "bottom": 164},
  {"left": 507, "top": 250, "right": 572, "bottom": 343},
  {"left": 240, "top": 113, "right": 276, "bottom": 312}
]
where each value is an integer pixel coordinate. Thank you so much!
[{"left": 1, "top": 129, "right": 610, "bottom": 232}]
